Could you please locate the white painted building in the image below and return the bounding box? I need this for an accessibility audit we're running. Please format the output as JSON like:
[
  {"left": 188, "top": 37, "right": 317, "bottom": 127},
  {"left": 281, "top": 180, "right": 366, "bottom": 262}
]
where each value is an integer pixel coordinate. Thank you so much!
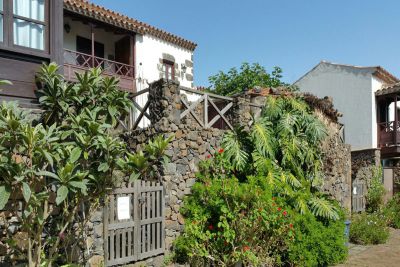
[
  {"left": 294, "top": 61, "right": 399, "bottom": 151},
  {"left": 62, "top": 0, "right": 197, "bottom": 127}
]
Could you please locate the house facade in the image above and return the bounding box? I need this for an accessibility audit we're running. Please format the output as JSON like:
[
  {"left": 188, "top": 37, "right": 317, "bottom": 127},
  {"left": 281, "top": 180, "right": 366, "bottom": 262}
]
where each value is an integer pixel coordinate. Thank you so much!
[
  {"left": 295, "top": 61, "right": 400, "bottom": 201},
  {"left": 0, "top": 0, "right": 196, "bottom": 109}
]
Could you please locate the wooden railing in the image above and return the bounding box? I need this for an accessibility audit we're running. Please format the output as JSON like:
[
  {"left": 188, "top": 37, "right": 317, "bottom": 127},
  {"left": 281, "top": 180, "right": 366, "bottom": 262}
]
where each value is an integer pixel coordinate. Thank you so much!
[
  {"left": 64, "top": 49, "right": 134, "bottom": 77},
  {"left": 118, "top": 89, "right": 150, "bottom": 131},
  {"left": 180, "top": 87, "right": 234, "bottom": 130},
  {"left": 378, "top": 121, "right": 400, "bottom": 147},
  {"left": 63, "top": 49, "right": 136, "bottom": 92}
]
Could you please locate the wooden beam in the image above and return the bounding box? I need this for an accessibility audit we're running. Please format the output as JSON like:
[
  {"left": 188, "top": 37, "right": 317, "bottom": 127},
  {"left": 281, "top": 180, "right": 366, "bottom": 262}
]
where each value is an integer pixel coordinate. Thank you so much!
[
  {"left": 180, "top": 95, "right": 205, "bottom": 119},
  {"left": 208, "top": 99, "right": 233, "bottom": 130},
  {"left": 395, "top": 95, "right": 398, "bottom": 145},
  {"left": 208, "top": 101, "right": 233, "bottom": 129},
  {"left": 181, "top": 98, "right": 204, "bottom": 127},
  {"left": 204, "top": 94, "right": 208, "bottom": 128},
  {"left": 132, "top": 100, "right": 150, "bottom": 130},
  {"left": 132, "top": 100, "right": 151, "bottom": 120}
]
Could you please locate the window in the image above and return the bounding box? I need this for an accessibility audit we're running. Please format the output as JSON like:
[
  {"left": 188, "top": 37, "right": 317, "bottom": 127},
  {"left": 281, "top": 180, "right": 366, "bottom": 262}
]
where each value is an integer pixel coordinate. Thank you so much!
[
  {"left": 0, "top": 0, "right": 48, "bottom": 52},
  {"left": 13, "top": 0, "right": 45, "bottom": 50},
  {"left": 162, "top": 60, "right": 174, "bottom": 80}
]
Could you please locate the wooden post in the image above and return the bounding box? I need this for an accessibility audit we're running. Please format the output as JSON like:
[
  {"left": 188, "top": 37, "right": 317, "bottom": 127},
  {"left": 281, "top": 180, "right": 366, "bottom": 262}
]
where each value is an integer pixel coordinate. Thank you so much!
[
  {"left": 395, "top": 95, "right": 398, "bottom": 145},
  {"left": 90, "top": 24, "right": 95, "bottom": 67},
  {"left": 204, "top": 94, "right": 208, "bottom": 128}
]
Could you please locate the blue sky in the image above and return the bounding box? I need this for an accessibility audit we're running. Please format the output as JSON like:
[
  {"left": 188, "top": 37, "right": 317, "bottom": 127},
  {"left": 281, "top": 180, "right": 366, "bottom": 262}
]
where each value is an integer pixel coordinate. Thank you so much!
[{"left": 92, "top": 0, "right": 400, "bottom": 86}]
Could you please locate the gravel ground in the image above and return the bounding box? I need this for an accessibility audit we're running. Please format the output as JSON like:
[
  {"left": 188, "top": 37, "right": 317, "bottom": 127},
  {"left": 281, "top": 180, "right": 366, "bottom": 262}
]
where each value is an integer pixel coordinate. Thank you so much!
[{"left": 336, "top": 228, "right": 400, "bottom": 267}]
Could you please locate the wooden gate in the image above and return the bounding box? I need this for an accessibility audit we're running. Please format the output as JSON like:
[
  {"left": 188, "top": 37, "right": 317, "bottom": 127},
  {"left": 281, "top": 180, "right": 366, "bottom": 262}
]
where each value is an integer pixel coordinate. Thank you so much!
[
  {"left": 352, "top": 179, "right": 365, "bottom": 212},
  {"left": 104, "top": 180, "right": 165, "bottom": 266}
]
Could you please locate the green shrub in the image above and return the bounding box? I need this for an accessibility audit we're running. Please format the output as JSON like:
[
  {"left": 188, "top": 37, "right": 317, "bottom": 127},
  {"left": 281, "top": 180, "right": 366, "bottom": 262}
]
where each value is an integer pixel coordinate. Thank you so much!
[
  {"left": 366, "top": 167, "right": 385, "bottom": 213},
  {"left": 287, "top": 210, "right": 348, "bottom": 266},
  {"left": 350, "top": 212, "right": 389, "bottom": 245},
  {"left": 173, "top": 176, "right": 294, "bottom": 266},
  {"left": 384, "top": 193, "right": 400, "bottom": 229}
]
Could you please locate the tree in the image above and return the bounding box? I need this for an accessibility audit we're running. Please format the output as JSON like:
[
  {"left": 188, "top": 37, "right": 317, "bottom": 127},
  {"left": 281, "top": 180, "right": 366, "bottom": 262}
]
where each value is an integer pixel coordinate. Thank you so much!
[
  {"left": 221, "top": 92, "right": 339, "bottom": 220},
  {"left": 208, "top": 62, "right": 285, "bottom": 96},
  {"left": 0, "top": 64, "right": 170, "bottom": 266}
]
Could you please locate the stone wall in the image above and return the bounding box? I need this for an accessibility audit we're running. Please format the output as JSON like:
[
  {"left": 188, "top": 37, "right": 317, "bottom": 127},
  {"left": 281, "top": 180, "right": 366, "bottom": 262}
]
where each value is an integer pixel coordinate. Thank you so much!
[
  {"left": 350, "top": 148, "right": 381, "bottom": 210},
  {"left": 351, "top": 148, "right": 381, "bottom": 184},
  {"left": 125, "top": 80, "right": 244, "bottom": 258},
  {"left": 316, "top": 111, "right": 352, "bottom": 211},
  {"left": 0, "top": 80, "right": 354, "bottom": 266}
]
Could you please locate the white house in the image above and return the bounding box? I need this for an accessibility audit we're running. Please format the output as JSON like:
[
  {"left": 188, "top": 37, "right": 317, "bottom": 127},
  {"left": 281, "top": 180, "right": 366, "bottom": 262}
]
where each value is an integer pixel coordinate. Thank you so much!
[{"left": 294, "top": 61, "right": 399, "bottom": 151}]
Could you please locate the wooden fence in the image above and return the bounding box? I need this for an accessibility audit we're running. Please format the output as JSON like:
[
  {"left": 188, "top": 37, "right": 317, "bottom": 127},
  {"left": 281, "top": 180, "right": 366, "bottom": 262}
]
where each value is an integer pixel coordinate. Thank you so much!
[
  {"left": 119, "top": 87, "right": 235, "bottom": 131},
  {"left": 352, "top": 179, "right": 365, "bottom": 212},
  {"left": 180, "top": 87, "right": 234, "bottom": 130},
  {"left": 104, "top": 180, "right": 164, "bottom": 266}
]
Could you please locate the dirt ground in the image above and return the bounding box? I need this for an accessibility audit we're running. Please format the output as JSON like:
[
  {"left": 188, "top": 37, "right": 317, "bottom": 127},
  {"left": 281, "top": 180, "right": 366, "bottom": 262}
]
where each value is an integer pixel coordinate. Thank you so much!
[{"left": 336, "top": 228, "right": 400, "bottom": 267}]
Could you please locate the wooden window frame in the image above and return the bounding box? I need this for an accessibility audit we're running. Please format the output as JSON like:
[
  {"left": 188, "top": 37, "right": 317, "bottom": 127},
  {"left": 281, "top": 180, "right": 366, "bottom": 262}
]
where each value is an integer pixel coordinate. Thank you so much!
[
  {"left": 163, "top": 59, "right": 174, "bottom": 81},
  {"left": 0, "top": 0, "right": 50, "bottom": 58}
]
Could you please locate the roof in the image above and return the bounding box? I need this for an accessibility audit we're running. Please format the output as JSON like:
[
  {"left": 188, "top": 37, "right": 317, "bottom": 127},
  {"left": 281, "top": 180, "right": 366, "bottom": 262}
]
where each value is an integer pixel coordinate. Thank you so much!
[
  {"left": 247, "top": 86, "right": 342, "bottom": 122},
  {"left": 63, "top": 0, "right": 197, "bottom": 51},
  {"left": 375, "top": 83, "right": 400, "bottom": 96},
  {"left": 294, "top": 61, "right": 399, "bottom": 85}
]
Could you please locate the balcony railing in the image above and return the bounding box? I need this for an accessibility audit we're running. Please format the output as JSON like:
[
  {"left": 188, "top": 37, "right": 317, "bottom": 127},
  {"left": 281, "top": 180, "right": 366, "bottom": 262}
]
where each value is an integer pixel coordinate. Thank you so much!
[
  {"left": 63, "top": 49, "right": 136, "bottom": 92},
  {"left": 378, "top": 121, "right": 400, "bottom": 147}
]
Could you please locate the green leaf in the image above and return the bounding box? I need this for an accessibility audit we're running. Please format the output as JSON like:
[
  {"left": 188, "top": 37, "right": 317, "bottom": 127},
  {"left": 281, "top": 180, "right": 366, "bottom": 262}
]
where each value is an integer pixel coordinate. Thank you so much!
[
  {"left": 69, "top": 147, "right": 82, "bottom": 163},
  {"left": 70, "top": 181, "right": 87, "bottom": 195},
  {"left": 56, "top": 185, "right": 69, "bottom": 205},
  {"left": 98, "top": 162, "right": 109, "bottom": 172},
  {"left": 0, "top": 185, "right": 11, "bottom": 210},
  {"left": 36, "top": 170, "right": 59, "bottom": 180},
  {"left": 22, "top": 182, "right": 31, "bottom": 203},
  {"left": 43, "top": 150, "right": 54, "bottom": 167},
  {"left": 129, "top": 172, "right": 140, "bottom": 182}
]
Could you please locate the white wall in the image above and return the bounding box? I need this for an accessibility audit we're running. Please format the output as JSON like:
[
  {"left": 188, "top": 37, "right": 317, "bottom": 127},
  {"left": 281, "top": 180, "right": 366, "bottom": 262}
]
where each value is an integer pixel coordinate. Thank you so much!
[
  {"left": 135, "top": 34, "right": 194, "bottom": 91},
  {"left": 63, "top": 17, "right": 125, "bottom": 61},
  {"left": 295, "top": 63, "right": 375, "bottom": 150},
  {"left": 371, "top": 76, "right": 385, "bottom": 148}
]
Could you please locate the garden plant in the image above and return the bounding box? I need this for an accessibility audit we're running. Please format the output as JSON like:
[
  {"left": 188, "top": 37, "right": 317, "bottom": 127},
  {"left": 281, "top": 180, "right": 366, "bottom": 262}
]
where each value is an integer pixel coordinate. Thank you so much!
[
  {"left": 173, "top": 92, "right": 348, "bottom": 266},
  {"left": 0, "top": 64, "right": 170, "bottom": 266}
]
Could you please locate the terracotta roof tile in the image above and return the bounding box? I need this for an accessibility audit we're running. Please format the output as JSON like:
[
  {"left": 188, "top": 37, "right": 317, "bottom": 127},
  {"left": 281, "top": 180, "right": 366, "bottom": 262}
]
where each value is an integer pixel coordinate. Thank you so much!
[{"left": 64, "top": 0, "right": 197, "bottom": 51}]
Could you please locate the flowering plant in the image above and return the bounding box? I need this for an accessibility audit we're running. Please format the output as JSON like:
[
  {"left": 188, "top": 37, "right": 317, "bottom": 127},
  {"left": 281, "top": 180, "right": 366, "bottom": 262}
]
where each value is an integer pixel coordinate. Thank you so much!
[{"left": 173, "top": 174, "right": 294, "bottom": 266}]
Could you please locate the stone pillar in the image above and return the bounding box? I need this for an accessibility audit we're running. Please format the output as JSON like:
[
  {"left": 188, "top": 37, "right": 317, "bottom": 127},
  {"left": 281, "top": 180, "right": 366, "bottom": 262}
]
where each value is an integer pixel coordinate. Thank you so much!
[
  {"left": 230, "top": 93, "right": 253, "bottom": 130},
  {"left": 250, "top": 95, "right": 266, "bottom": 120},
  {"left": 148, "top": 78, "right": 181, "bottom": 131}
]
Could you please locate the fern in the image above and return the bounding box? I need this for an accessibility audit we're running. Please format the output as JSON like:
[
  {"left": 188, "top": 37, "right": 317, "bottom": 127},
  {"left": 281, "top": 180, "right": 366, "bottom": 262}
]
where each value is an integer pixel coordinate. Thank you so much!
[
  {"left": 308, "top": 196, "right": 339, "bottom": 220},
  {"left": 221, "top": 126, "right": 251, "bottom": 171}
]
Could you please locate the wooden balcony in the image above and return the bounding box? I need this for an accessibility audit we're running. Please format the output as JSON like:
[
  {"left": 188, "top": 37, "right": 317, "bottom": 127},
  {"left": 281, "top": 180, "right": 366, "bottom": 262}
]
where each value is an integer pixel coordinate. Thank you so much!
[
  {"left": 63, "top": 49, "right": 136, "bottom": 93},
  {"left": 378, "top": 121, "right": 400, "bottom": 157}
]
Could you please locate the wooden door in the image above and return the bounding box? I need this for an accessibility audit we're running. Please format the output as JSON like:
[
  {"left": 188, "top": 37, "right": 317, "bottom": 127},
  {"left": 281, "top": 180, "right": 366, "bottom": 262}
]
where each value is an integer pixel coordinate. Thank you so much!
[{"left": 115, "top": 36, "right": 131, "bottom": 65}]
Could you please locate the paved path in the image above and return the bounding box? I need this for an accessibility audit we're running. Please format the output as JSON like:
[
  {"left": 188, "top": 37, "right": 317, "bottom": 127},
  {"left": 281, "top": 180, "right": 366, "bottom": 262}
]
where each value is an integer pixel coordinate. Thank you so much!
[{"left": 337, "top": 228, "right": 400, "bottom": 267}]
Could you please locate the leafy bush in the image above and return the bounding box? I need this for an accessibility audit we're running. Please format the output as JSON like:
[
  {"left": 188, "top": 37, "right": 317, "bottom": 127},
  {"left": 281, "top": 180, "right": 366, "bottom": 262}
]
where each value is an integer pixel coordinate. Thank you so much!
[
  {"left": 287, "top": 211, "right": 348, "bottom": 266},
  {"left": 173, "top": 175, "right": 294, "bottom": 266},
  {"left": 350, "top": 212, "right": 389, "bottom": 245},
  {"left": 384, "top": 193, "right": 400, "bottom": 229},
  {"left": 0, "top": 64, "right": 170, "bottom": 266},
  {"left": 208, "top": 62, "right": 285, "bottom": 96},
  {"left": 366, "top": 167, "right": 385, "bottom": 213},
  {"left": 221, "top": 94, "right": 340, "bottom": 220}
]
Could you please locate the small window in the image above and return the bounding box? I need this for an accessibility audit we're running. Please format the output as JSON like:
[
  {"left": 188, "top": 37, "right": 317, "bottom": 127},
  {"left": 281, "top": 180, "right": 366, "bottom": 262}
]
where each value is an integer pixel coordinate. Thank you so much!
[
  {"left": 13, "top": 0, "right": 46, "bottom": 50},
  {"left": 162, "top": 60, "right": 174, "bottom": 80}
]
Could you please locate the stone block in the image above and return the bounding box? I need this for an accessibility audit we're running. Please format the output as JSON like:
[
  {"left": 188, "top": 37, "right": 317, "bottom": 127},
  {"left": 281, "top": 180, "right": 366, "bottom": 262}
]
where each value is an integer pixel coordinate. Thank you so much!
[{"left": 88, "top": 255, "right": 104, "bottom": 267}]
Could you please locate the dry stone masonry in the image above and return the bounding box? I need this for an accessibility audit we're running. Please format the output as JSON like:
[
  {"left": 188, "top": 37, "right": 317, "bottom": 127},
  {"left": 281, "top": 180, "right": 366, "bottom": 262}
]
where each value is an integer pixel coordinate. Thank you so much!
[{"left": 0, "top": 79, "right": 353, "bottom": 267}]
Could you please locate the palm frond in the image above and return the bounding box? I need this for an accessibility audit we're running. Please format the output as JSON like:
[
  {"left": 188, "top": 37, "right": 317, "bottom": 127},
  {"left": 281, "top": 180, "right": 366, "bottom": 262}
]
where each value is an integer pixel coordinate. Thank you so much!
[
  {"left": 308, "top": 196, "right": 339, "bottom": 220},
  {"left": 251, "top": 118, "right": 276, "bottom": 159},
  {"left": 222, "top": 126, "right": 251, "bottom": 171},
  {"left": 263, "top": 96, "right": 283, "bottom": 119},
  {"left": 304, "top": 114, "right": 328, "bottom": 142}
]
